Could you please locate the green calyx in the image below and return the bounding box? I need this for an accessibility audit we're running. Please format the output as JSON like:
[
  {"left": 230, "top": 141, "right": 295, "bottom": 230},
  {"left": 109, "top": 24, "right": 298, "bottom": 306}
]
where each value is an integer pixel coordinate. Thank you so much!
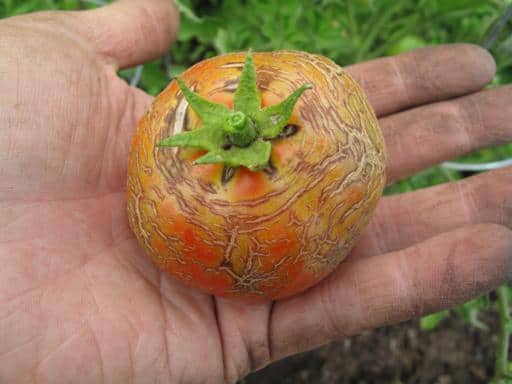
[{"left": 157, "top": 50, "right": 312, "bottom": 171}]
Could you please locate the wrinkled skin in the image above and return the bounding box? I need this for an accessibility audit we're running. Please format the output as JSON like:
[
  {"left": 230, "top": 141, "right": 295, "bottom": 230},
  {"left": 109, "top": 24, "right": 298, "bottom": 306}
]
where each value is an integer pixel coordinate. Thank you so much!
[{"left": 1, "top": 1, "right": 511, "bottom": 383}]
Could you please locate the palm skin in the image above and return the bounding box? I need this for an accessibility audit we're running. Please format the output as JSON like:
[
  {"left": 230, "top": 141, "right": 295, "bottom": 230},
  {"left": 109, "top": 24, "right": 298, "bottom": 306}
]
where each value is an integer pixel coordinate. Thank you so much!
[{"left": 1, "top": 1, "right": 511, "bottom": 383}]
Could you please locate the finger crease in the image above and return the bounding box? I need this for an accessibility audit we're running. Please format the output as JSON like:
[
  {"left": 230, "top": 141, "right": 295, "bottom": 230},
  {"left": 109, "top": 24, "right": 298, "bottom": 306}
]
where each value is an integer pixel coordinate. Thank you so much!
[{"left": 390, "top": 58, "right": 411, "bottom": 106}]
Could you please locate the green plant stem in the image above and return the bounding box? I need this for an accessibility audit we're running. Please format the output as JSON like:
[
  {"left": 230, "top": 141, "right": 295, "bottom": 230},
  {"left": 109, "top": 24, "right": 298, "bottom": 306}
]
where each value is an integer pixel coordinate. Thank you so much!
[
  {"left": 225, "top": 111, "right": 256, "bottom": 147},
  {"left": 495, "top": 285, "right": 511, "bottom": 381}
]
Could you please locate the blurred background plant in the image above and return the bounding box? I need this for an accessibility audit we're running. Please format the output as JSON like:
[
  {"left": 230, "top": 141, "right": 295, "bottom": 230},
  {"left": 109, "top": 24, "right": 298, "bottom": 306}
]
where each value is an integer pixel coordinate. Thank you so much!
[{"left": 1, "top": 0, "right": 512, "bottom": 382}]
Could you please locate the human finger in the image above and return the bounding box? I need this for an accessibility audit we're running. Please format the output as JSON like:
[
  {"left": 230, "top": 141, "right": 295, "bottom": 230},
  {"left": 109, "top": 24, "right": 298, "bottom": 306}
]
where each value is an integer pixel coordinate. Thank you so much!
[
  {"left": 346, "top": 44, "right": 495, "bottom": 117},
  {"left": 351, "top": 166, "right": 512, "bottom": 259},
  {"left": 12, "top": 0, "right": 180, "bottom": 69},
  {"left": 382, "top": 85, "right": 512, "bottom": 183},
  {"left": 270, "top": 223, "right": 512, "bottom": 360}
]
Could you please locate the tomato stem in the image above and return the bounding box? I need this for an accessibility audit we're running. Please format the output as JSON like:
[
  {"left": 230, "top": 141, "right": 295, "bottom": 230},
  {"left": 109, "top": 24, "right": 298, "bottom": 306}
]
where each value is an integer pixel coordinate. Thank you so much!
[
  {"left": 157, "top": 50, "right": 312, "bottom": 171},
  {"left": 225, "top": 111, "right": 257, "bottom": 147}
]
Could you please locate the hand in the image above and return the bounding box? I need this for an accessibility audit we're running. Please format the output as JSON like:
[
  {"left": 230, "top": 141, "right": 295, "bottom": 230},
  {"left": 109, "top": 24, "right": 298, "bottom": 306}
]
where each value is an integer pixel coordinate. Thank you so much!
[{"left": 0, "top": 1, "right": 511, "bottom": 383}]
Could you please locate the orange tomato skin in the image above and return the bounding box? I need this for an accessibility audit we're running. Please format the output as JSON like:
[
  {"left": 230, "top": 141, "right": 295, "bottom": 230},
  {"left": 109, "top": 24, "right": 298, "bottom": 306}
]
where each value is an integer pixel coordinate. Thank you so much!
[{"left": 126, "top": 51, "right": 386, "bottom": 301}]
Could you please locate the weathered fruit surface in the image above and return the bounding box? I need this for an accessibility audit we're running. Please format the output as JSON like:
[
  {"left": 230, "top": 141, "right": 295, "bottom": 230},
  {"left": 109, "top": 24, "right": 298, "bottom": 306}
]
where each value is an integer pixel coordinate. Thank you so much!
[{"left": 126, "top": 51, "right": 386, "bottom": 300}]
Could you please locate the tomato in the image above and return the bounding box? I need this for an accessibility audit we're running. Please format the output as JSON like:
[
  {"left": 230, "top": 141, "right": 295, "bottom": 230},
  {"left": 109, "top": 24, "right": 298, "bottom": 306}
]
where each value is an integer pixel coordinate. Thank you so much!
[{"left": 126, "top": 51, "right": 386, "bottom": 301}]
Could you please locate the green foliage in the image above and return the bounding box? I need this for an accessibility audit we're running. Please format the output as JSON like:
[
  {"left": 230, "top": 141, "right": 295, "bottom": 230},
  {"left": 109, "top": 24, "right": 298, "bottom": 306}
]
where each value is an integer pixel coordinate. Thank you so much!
[
  {"left": 384, "top": 166, "right": 462, "bottom": 196},
  {"left": 0, "top": 0, "right": 96, "bottom": 15},
  {"left": 456, "top": 296, "right": 491, "bottom": 330},
  {"left": 172, "top": 0, "right": 511, "bottom": 64},
  {"left": 420, "top": 297, "right": 491, "bottom": 332},
  {"left": 420, "top": 310, "right": 450, "bottom": 331}
]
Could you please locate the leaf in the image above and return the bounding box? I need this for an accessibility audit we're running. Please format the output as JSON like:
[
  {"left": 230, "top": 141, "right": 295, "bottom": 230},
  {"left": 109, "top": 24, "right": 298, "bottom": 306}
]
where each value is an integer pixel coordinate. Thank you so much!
[
  {"left": 4, "top": 0, "right": 13, "bottom": 13},
  {"left": 175, "top": 0, "right": 202, "bottom": 23},
  {"left": 139, "top": 60, "right": 169, "bottom": 96},
  {"left": 195, "top": 140, "right": 271, "bottom": 170},
  {"left": 434, "top": 0, "right": 488, "bottom": 12},
  {"left": 168, "top": 65, "right": 186, "bottom": 78},
  {"left": 178, "top": 17, "right": 212, "bottom": 42},
  {"left": 233, "top": 50, "right": 260, "bottom": 118},
  {"left": 257, "top": 84, "right": 312, "bottom": 138},
  {"left": 212, "top": 28, "right": 229, "bottom": 54},
  {"left": 420, "top": 310, "right": 450, "bottom": 331},
  {"left": 176, "top": 78, "right": 231, "bottom": 124},
  {"left": 11, "top": 0, "right": 41, "bottom": 15},
  {"left": 455, "top": 296, "right": 490, "bottom": 330},
  {"left": 386, "top": 35, "right": 427, "bottom": 55},
  {"left": 157, "top": 125, "right": 225, "bottom": 152},
  {"left": 61, "top": 0, "right": 79, "bottom": 10}
]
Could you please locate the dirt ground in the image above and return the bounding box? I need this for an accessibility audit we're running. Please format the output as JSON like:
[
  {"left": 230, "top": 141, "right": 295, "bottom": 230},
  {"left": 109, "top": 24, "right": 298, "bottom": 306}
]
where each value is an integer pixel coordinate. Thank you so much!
[{"left": 243, "top": 313, "right": 498, "bottom": 384}]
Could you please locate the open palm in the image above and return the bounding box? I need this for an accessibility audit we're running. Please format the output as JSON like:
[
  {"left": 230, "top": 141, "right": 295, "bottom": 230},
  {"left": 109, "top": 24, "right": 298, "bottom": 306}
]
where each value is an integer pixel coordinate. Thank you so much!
[{"left": 1, "top": 1, "right": 511, "bottom": 383}]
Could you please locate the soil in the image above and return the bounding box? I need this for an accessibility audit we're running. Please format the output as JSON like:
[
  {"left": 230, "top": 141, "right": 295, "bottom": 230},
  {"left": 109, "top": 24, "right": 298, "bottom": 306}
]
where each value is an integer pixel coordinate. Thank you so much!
[{"left": 243, "top": 313, "right": 499, "bottom": 384}]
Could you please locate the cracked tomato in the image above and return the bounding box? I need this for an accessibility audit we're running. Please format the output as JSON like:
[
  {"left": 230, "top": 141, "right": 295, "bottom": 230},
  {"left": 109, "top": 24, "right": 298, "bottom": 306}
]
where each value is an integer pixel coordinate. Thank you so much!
[{"left": 126, "top": 51, "right": 386, "bottom": 301}]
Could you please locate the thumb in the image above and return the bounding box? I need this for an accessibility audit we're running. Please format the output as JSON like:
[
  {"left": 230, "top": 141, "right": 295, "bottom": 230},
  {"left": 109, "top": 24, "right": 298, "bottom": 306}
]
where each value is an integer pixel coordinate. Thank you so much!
[{"left": 77, "top": 0, "right": 179, "bottom": 69}]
